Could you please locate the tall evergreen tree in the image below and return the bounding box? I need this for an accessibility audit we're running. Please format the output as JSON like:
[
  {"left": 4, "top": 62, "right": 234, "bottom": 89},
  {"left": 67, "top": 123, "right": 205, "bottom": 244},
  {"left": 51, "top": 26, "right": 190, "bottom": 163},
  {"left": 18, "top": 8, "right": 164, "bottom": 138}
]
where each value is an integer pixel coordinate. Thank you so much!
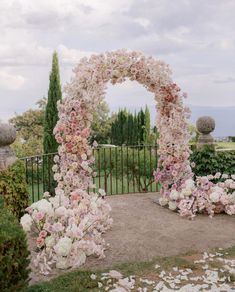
[
  {"left": 144, "top": 105, "right": 151, "bottom": 144},
  {"left": 43, "top": 51, "right": 62, "bottom": 154},
  {"left": 43, "top": 51, "right": 62, "bottom": 194}
]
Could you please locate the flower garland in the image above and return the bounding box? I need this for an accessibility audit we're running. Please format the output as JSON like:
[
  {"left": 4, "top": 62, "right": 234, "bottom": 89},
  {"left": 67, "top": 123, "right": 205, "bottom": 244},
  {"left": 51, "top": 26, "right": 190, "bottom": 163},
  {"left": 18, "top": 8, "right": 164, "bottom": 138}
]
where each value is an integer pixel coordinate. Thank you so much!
[{"left": 20, "top": 49, "right": 235, "bottom": 274}]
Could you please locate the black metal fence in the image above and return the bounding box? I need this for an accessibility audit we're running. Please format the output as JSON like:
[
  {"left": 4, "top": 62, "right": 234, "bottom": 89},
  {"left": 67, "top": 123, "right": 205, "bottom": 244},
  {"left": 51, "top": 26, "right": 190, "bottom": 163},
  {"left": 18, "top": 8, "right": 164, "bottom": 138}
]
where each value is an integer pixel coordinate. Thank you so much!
[{"left": 20, "top": 145, "right": 159, "bottom": 203}]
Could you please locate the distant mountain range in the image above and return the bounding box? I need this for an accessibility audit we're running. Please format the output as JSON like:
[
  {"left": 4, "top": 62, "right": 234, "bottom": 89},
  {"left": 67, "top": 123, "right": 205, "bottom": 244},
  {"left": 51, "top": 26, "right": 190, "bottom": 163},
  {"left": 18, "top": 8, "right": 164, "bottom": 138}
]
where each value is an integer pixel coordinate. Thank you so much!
[{"left": 109, "top": 105, "right": 235, "bottom": 137}]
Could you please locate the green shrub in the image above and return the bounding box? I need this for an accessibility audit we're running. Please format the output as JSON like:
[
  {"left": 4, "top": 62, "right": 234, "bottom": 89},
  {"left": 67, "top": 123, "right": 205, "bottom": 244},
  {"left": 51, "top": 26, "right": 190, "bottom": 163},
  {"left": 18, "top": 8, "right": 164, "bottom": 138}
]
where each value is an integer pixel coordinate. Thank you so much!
[
  {"left": 0, "top": 160, "right": 29, "bottom": 220},
  {"left": 190, "top": 146, "right": 235, "bottom": 177},
  {"left": 0, "top": 208, "right": 30, "bottom": 291}
]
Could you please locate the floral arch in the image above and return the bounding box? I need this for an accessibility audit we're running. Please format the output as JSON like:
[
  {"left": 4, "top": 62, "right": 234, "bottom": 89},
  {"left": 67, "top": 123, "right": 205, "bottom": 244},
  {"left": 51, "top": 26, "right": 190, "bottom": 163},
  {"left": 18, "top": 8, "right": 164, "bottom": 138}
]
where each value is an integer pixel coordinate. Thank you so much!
[
  {"left": 21, "top": 50, "right": 235, "bottom": 274},
  {"left": 55, "top": 49, "right": 193, "bottom": 202}
]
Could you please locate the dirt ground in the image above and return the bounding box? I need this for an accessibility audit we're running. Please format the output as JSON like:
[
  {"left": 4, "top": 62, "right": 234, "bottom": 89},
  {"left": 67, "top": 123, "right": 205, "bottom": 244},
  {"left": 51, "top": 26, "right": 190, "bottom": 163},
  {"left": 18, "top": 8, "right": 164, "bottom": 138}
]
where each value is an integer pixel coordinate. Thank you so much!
[{"left": 30, "top": 192, "right": 235, "bottom": 284}]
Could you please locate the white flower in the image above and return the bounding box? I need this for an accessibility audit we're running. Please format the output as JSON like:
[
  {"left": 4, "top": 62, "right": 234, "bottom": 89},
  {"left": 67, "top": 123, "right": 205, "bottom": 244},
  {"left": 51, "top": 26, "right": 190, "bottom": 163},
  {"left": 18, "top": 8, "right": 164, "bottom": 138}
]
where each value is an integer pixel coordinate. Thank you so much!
[
  {"left": 209, "top": 192, "right": 220, "bottom": 203},
  {"left": 35, "top": 199, "right": 54, "bottom": 216},
  {"left": 45, "top": 236, "right": 56, "bottom": 249},
  {"left": 81, "top": 161, "right": 89, "bottom": 171},
  {"left": 169, "top": 190, "right": 179, "bottom": 201},
  {"left": 55, "top": 206, "right": 67, "bottom": 217},
  {"left": 72, "top": 250, "right": 86, "bottom": 267},
  {"left": 185, "top": 179, "right": 195, "bottom": 189},
  {"left": 98, "top": 188, "right": 106, "bottom": 197},
  {"left": 222, "top": 173, "right": 229, "bottom": 179},
  {"left": 159, "top": 197, "right": 168, "bottom": 206},
  {"left": 81, "top": 153, "right": 87, "bottom": 160},
  {"left": 168, "top": 201, "right": 177, "bottom": 210},
  {"left": 54, "top": 236, "right": 72, "bottom": 257},
  {"left": 180, "top": 188, "right": 192, "bottom": 198},
  {"left": 20, "top": 214, "right": 33, "bottom": 232},
  {"left": 56, "top": 256, "right": 71, "bottom": 269}
]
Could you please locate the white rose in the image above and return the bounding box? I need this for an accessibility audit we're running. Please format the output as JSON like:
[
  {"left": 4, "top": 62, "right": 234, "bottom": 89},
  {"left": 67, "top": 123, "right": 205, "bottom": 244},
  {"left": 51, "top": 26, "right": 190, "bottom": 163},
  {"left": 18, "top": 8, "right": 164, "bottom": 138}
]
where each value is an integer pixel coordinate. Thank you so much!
[
  {"left": 72, "top": 250, "right": 86, "bottom": 267},
  {"left": 168, "top": 201, "right": 177, "bottom": 211},
  {"left": 169, "top": 190, "right": 179, "bottom": 201},
  {"left": 20, "top": 214, "right": 33, "bottom": 232},
  {"left": 180, "top": 188, "right": 192, "bottom": 198},
  {"left": 55, "top": 206, "right": 67, "bottom": 217},
  {"left": 159, "top": 197, "right": 168, "bottom": 206},
  {"left": 45, "top": 236, "right": 56, "bottom": 249},
  {"left": 81, "top": 153, "right": 87, "bottom": 161},
  {"left": 54, "top": 236, "right": 72, "bottom": 257},
  {"left": 36, "top": 199, "right": 54, "bottom": 216},
  {"left": 56, "top": 256, "right": 71, "bottom": 269},
  {"left": 209, "top": 192, "right": 220, "bottom": 203},
  {"left": 98, "top": 189, "right": 106, "bottom": 197},
  {"left": 185, "top": 179, "right": 195, "bottom": 189}
]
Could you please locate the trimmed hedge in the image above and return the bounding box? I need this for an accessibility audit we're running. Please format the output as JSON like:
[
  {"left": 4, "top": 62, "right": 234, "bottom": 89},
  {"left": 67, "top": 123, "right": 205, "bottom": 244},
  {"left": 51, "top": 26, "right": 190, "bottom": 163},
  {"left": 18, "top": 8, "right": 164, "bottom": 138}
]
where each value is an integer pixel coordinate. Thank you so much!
[
  {"left": 0, "top": 160, "right": 29, "bottom": 220},
  {"left": 0, "top": 207, "right": 30, "bottom": 291},
  {"left": 190, "top": 146, "right": 235, "bottom": 177}
]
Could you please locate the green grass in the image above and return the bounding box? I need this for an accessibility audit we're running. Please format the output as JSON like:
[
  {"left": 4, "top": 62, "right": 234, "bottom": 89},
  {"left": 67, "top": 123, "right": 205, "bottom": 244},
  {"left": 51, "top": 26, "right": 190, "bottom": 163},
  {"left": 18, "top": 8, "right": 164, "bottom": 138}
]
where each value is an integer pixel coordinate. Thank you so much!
[
  {"left": 216, "top": 142, "right": 235, "bottom": 150},
  {"left": 26, "top": 245, "right": 235, "bottom": 291},
  {"left": 28, "top": 176, "right": 160, "bottom": 203}
]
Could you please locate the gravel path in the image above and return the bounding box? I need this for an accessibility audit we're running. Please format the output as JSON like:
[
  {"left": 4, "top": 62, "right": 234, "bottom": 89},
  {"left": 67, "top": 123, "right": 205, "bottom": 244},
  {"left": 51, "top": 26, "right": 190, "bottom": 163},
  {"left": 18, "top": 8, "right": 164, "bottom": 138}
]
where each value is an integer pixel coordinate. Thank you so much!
[
  {"left": 30, "top": 192, "right": 235, "bottom": 284},
  {"left": 84, "top": 192, "right": 235, "bottom": 268}
]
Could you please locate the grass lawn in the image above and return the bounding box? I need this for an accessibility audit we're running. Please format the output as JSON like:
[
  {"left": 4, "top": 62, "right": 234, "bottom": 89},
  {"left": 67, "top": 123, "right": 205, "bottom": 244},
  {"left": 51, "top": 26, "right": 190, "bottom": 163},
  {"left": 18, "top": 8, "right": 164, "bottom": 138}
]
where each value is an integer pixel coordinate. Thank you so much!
[
  {"left": 28, "top": 176, "right": 160, "bottom": 203},
  {"left": 216, "top": 142, "right": 235, "bottom": 150},
  {"left": 26, "top": 245, "right": 235, "bottom": 291}
]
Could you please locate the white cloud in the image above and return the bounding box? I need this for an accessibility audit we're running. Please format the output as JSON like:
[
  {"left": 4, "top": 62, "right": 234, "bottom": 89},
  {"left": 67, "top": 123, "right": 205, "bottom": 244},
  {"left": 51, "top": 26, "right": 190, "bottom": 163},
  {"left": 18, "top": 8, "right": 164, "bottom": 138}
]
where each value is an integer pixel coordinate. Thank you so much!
[
  {"left": 0, "top": 70, "right": 25, "bottom": 90},
  {"left": 0, "top": 0, "right": 234, "bottom": 122}
]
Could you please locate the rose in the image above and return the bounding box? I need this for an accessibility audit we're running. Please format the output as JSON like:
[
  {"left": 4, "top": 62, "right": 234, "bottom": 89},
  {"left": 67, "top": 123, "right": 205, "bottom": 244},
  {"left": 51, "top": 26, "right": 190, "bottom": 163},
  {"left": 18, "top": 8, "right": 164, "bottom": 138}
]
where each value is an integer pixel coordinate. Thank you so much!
[
  {"left": 159, "top": 197, "right": 168, "bottom": 206},
  {"left": 36, "top": 237, "right": 45, "bottom": 248},
  {"left": 169, "top": 190, "right": 179, "bottom": 201},
  {"left": 39, "top": 230, "right": 47, "bottom": 238},
  {"left": 168, "top": 201, "right": 177, "bottom": 210},
  {"left": 20, "top": 214, "right": 33, "bottom": 232},
  {"left": 55, "top": 206, "right": 67, "bottom": 217},
  {"left": 54, "top": 236, "right": 72, "bottom": 257},
  {"left": 35, "top": 211, "right": 45, "bottom": 221},
  {"left": 209, "top": 192, "right": 220, "bottom": 203},
  {"left": 45, "top": 236, "right": 56, "bottom": 248}
]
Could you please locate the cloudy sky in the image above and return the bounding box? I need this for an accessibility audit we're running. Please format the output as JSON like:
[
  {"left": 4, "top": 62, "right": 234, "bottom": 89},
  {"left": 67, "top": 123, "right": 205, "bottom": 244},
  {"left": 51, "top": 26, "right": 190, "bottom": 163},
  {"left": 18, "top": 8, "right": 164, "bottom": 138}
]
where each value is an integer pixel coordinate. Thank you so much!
[{"left": 0, "top": 0, "right": 235, "bottom": 122}]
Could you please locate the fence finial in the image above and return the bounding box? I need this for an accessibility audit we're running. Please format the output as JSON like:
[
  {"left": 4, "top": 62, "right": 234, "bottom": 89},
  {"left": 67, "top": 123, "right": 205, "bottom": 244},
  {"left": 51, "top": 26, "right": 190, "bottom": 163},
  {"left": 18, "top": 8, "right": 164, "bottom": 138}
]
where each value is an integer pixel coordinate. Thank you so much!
[
  {"left": 0, "top": 122, "right": 17, "bottom": 171},
  {"left": 196, "top": 116, "right": 215, "bottom": 150}
]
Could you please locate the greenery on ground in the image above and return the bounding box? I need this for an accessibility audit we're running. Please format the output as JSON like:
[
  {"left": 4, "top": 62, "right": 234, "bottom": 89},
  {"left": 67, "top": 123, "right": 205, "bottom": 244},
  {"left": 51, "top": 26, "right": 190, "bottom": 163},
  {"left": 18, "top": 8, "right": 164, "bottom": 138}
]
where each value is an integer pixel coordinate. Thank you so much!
[
  {"left": 0, "top": 206, "right": 30, "bottom": 291},
  {"left": 0, "top": 160, "right": 29, "bottom": 220},
  {"left": 26, "top": 246, "right": 235, "bottom": 291}
]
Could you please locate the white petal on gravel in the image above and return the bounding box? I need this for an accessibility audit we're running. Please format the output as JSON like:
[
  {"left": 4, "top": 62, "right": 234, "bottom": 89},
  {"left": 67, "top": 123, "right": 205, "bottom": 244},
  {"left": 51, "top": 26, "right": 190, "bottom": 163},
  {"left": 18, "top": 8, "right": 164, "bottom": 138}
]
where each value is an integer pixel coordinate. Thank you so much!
[
  {"left": 109, "top": 270, "right": 123, "bottom": 279},
  {"left": 155, "top": 264, "right": 160, "bottom": 269},
  {"left": 90, "top": 273, "right": 96, "bottom": 280}
]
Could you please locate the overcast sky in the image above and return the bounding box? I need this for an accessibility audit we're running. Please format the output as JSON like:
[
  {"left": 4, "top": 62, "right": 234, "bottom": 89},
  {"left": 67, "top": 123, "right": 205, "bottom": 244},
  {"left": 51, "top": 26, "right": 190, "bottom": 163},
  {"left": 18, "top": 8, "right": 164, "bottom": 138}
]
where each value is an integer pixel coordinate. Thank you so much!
[{"left": 0, "top": 0, "right": 235, "bottom": 121}]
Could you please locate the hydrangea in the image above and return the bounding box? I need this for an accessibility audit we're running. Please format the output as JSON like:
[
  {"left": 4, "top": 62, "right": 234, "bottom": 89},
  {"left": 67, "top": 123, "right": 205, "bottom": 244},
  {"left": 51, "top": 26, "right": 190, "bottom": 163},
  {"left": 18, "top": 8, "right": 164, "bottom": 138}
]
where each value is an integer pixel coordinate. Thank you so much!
[{"left": 20, "top": 214, "right": 33, "bottom": 232}]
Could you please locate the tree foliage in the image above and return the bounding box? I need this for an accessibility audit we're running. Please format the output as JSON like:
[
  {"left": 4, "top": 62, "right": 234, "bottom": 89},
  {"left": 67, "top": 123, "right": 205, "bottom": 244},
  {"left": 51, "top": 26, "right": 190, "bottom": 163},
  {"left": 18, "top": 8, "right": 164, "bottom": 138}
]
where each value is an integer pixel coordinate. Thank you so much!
[
  {"left": 10, "top": 98, "right": 46, "bottom": 157},
  {"left": 43, "top": 51, "right": 62, "bottom": 154},
  {"left": 110, "top": 106, "right": 156, "bottom": 145}
]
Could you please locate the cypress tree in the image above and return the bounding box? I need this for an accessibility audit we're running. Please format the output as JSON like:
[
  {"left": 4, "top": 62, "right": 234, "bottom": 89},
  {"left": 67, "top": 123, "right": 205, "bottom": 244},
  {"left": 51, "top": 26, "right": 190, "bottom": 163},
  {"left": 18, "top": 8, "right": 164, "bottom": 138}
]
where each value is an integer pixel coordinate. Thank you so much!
[
  {"left": 144, "top": 105, "right": 151, "bottom": 144},
  {"left": 43, "top": 51, "right": 62, "bottom": 154},
  {"left": 43, "top": 51, "right": 62, "bottom": 194}
]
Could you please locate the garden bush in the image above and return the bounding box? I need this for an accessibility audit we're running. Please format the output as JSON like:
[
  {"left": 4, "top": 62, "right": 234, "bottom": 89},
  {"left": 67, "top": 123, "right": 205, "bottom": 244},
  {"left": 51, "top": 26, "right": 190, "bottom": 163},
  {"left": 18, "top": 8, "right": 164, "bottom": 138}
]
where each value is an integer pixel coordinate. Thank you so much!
[
  {"left": 0, "top": 207, "right": 30, "bottom": 291},
  {"left": 0, "top": 160, "right": 29, "bottom": 220},
  {"left": 190, "top": 146, "right": 235, "bottom": 177}
]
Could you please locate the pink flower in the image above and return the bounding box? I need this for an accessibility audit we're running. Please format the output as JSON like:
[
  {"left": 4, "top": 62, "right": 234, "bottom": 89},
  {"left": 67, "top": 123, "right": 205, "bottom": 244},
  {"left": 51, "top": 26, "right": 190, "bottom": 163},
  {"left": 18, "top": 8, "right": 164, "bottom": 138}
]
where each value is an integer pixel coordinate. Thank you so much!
[
  {"left": 39, "top": 230, "right": 47, "bottom": 238},
  {"left": 36, "top": 237, "right": 45, "bottom": 248},
  {"left": 35, "top": 211, "right": 45, "bottom": 221}
]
